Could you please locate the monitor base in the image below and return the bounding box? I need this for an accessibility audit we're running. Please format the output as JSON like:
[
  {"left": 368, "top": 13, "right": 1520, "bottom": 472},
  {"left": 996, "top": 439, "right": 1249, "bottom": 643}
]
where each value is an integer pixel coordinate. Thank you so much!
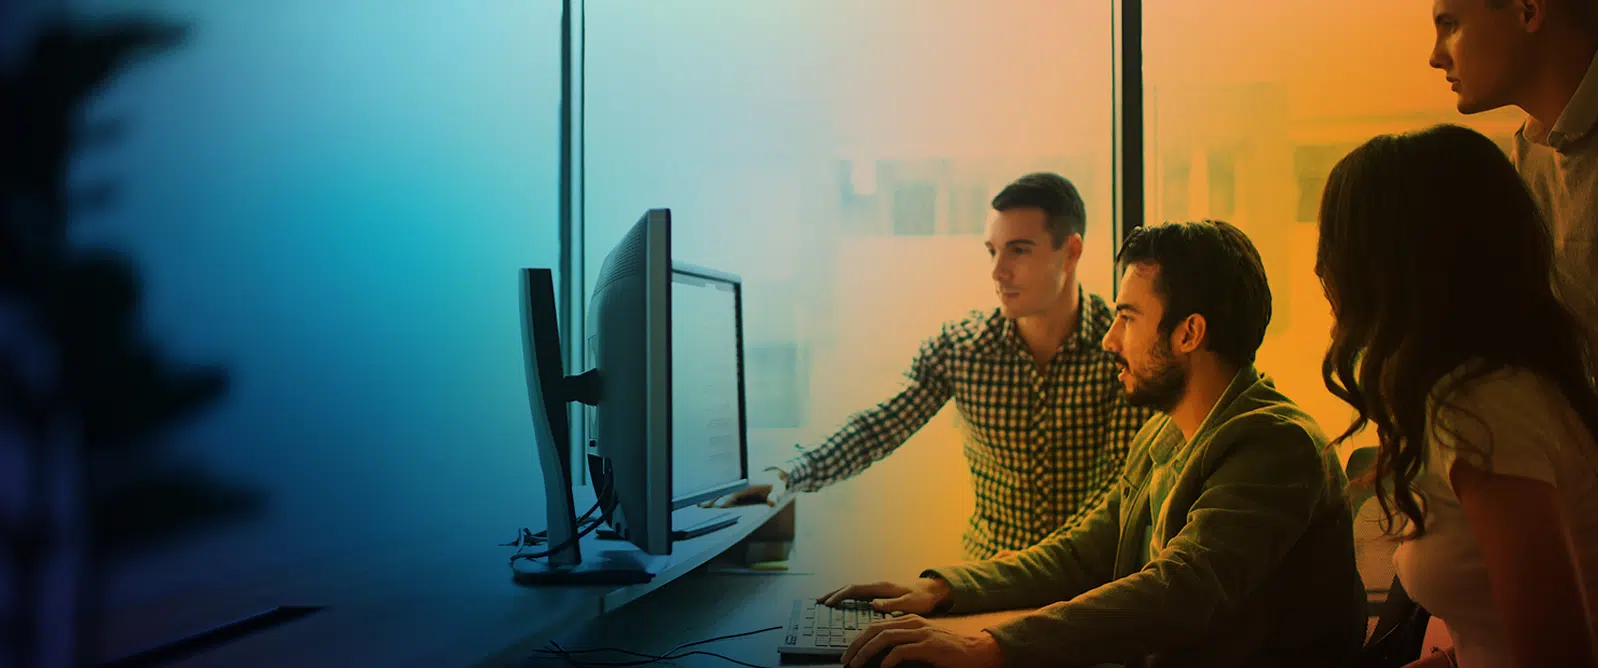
[
  {"left": 512, "top": 560, "right": 654, "bottom": 586},
  {"left": 672, "top": 512, "right": 738, "bottom": 541},
  {"left": 593, "top": 511, "right": 739, "bottom": 542}
]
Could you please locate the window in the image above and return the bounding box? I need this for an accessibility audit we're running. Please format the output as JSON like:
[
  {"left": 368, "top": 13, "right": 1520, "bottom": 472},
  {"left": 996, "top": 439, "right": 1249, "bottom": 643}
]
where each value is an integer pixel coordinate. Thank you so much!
[
  {"left": 1293, "top": 144, "right": 1351, "bottom": 223},
  {"left": 64, "top": 2, "right": 564, "bottom": 608},
  {"left": 1207, "top": 150, "right": 1237, "bottom": 220},
  {"left": 892, "top": 181, "right": 939, "bottom": 236},
  {"left": 747, "top": 343, "right": 810, "bottom": 429},
  {"left": 1143, "top": 0, "right": 1525, "bottom": 455},
  {"left": 584, "top": 0, "right": 1116, "bottom": 560},
  {"left": 948, "top": 184, "right": 990, "bottom": 236}
]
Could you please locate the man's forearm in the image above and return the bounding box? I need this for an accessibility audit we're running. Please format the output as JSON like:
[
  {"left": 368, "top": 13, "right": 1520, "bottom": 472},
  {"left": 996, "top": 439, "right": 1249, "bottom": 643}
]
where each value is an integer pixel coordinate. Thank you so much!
[
  {"left": 925, "top": 492, "right": 1122, "bottom": 615},
  {"left": 779, "top": 409, "right": 928, "bottom": 492}
]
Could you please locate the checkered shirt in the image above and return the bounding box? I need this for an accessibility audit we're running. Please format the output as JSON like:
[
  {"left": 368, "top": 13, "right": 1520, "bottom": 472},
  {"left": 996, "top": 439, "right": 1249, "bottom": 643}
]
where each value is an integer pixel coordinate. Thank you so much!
[{"left": 780, "top": 289, "right": 1155, "bottom": 559}]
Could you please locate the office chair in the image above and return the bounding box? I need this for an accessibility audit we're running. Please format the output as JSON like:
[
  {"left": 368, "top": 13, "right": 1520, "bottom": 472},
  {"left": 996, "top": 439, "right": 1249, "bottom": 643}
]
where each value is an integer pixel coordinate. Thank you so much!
[
  {"left": 1346, "top": 445, "right": 1434, "bottom": 668},
  {"left": 1357, "top": 574, "right": 1433, "bottom": 668}
]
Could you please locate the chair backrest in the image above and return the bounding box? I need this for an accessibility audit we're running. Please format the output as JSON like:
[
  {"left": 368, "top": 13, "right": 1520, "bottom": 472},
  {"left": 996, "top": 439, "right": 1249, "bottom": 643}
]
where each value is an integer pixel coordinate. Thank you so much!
[
  {"left": 1345, "top": 445, "right": 1380, "bottom": 520},
  {"left": 1358, "top": 574, "right": 1433, "bottom": 667}
]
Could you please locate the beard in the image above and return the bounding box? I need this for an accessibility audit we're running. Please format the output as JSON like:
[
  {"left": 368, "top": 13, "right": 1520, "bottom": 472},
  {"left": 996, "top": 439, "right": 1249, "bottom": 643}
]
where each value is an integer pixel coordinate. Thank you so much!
[{"left": 1121, "top": 339, "right": 1187, "bottom": 413}]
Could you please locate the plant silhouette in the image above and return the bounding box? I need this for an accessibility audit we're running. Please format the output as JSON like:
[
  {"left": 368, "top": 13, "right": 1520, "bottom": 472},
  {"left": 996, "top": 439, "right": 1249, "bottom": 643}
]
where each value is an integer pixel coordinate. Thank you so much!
[{"left": 2, "top": 13, "right": 263, "bottom": 667}]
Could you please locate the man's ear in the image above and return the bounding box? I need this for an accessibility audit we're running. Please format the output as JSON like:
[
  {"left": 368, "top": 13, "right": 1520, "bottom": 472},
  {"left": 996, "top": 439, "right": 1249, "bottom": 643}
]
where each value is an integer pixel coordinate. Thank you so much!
[
  {"left": 1059, "top": 234, "right": 1085, "bottom": 281},
  {"left": 1172, "top": 313, "right": 1207, "bottom": 355},
  {"left": 1065, "top": 234, "right": 1084, "bottom": 262},
  {"left": 1518, "top": 0, "right": 1547, "bottom": 32}
]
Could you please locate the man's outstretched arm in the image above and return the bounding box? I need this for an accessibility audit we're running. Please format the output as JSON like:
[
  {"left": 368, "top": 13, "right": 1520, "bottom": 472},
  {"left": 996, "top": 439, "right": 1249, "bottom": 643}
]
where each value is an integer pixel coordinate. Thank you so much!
[{"left": 779, "top": 329, "right": 956, "bottom": 492}]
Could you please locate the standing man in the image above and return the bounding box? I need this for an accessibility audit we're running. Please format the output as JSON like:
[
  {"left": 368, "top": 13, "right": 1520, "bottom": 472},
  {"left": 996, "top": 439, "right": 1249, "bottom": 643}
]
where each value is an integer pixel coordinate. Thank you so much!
[
  {"left": 712, "top": 173, "right": 1155, "bottom": 559},
  {"left": 1429, "top": 0, "right": 1598, "bottom": 374}
]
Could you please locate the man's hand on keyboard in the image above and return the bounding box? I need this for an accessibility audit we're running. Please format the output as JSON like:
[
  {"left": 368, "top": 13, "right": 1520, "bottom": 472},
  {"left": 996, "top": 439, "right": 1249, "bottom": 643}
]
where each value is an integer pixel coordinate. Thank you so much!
[
  {"left": 840, "top": 615, "right": 1005, "bottom": 668},
  {"left": 817, "top": 577, "right": 951, "bottom": 615}
]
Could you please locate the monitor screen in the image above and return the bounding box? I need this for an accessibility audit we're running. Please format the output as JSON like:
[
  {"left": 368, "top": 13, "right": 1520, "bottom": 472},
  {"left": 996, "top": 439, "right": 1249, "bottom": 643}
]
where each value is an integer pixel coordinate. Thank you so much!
[{"left": 669, "top": 268, "right": 747, "bottom": 505}]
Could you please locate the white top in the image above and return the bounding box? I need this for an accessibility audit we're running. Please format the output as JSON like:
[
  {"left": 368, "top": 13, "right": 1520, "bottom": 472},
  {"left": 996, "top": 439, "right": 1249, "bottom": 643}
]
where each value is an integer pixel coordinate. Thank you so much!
[{"left": 1392, "top": 366, "right": 1598, "bottom": 667}]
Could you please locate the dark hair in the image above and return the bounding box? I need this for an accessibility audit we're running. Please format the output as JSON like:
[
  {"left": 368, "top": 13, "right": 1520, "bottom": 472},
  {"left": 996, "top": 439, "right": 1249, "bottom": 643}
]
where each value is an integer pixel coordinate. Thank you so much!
[
  {"left": 990, "top": 172, "right": 1087, "bottom": 247},
  {"left": 1317, "top": 123, "right": 1598, "bottom": 539},
  {"left": 1488, "top": 0, "right": 1598, "bottom": 33},
  {"left": 1115, "top": 220, "right": 1272, "bottom": 370}
]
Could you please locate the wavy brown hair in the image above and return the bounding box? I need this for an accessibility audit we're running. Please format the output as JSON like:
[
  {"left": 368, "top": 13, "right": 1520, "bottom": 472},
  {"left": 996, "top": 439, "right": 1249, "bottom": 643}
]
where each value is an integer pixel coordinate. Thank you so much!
[{"left": 1316, "top": 124, "right": 1598, "bottom": 538}]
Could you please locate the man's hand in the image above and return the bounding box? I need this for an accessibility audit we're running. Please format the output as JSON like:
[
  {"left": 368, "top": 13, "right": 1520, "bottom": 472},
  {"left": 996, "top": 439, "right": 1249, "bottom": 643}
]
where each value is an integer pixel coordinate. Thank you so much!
[
  {"left": 817, "top": 578, "right": 952, "bottom": 615},
  {"left": 700, "top": 468, "right": 788, "bottom": 508},
  {"left": 839, "top": 615, "right": 1005, "bottom": 668},
  {"left": 698, "top": 483, "right": 774, "bottom": 508},
  {"left": 990, "top": 550, "right": 1019, "bottom": 560}
]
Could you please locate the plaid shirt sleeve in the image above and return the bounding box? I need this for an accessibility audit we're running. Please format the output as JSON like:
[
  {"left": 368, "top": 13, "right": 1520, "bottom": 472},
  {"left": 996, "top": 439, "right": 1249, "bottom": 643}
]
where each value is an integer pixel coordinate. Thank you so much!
[{"left": 778, "top": 327, "right": 955, "bottom": 493}]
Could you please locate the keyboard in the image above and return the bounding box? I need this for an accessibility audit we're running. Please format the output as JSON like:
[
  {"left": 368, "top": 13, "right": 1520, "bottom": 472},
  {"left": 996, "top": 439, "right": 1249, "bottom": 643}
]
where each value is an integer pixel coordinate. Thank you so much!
[{"left": 776, "top": 599, "right": 892, "bottom": 657}]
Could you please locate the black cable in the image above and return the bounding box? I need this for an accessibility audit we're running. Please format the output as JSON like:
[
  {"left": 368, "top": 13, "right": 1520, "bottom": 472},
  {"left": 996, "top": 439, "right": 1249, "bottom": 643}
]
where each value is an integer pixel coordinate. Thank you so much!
[
  {"left": 509, "top": 500, "right": 604, "bottom": 563},
  {"left": 507, "top": 474, "right": 615, "bottom": 565},
  {"left": 545, "top": 647, "right": 772, "bottom": 668},
  {"left": 533, "top": 625, "right": 783, "bottom": 667},
  {"left": 545, "top": 625, "right": 782, "bottom": 659},
  {"left": 501, "top": 515, "right": 604, "bottom": 548}
]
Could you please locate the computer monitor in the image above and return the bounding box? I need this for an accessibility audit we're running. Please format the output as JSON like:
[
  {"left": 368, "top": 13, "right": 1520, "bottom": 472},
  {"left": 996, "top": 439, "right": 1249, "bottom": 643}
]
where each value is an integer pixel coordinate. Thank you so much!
[
  {"left": 582, "top": 208, "right": 675, "bottom": 556},
  {"left": 668, "top": 263, "right": 750, "bottom": 508},
  {"left": 518, "top": 267, "right": 649, "bottom": 585},
  {"left": 515, "top": 208, "right": 748, "bottom": 586}
]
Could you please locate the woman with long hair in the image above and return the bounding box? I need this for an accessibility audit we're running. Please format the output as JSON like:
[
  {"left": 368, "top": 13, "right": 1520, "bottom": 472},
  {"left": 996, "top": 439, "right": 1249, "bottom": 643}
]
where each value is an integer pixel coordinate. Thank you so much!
[{"left": 1316, "top": 123, "right": 1598, "bottom": 668}]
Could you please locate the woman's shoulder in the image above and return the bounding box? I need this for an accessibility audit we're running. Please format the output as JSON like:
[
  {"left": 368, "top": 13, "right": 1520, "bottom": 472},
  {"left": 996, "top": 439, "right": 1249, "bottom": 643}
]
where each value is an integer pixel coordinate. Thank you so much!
[
  {"left": 1427, "top": 359, "right": 1594, "bottom": 481},
  {"left": 1429, "top": 359, "right": 1565, "bottom": 411}
]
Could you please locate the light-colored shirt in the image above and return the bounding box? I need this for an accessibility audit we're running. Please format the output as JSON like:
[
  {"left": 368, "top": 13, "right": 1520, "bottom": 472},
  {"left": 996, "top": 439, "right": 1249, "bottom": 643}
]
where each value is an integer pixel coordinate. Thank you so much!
[
  {"left": 1393, "top": 365, "right": 1598, "bottom": 668},
  {"left": 1512, "top": 48, "right": 1598, "bottom": 378}
]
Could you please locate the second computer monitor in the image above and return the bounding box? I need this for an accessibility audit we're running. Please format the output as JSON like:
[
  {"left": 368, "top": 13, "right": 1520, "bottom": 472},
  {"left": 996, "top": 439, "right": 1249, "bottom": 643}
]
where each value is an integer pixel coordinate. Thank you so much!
[
  {"left": 583, "top": 208, "right": 751, "bottom": 557},
  {"left": 669, "top": 263, "right": 749, "bottom": 508}
]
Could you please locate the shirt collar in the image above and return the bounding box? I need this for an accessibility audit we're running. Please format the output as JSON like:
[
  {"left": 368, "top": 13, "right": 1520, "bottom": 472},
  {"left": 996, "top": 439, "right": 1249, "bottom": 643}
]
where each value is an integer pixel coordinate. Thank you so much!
[
  {"left": 988, "top": 285, "right": 1098, "bottom": 357},
  {"left": 1194, "top": 364, "right": 1260, "bottom": 438},
  {"left": 1525, "top": 48, "right": 1598, "bottom": 150},
  {"left": 1150, "top": 363, "right": 1262, "bottom": 461}
]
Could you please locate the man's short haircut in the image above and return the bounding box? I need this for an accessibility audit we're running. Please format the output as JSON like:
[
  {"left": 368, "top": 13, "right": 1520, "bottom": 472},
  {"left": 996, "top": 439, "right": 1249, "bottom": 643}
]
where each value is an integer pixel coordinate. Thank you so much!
[
  {"left": 1116, "top": 220, "right": 1273, "bottom": 369},
  {"left": 990, "top": 172, "right": 1087, "bottom": 247}
]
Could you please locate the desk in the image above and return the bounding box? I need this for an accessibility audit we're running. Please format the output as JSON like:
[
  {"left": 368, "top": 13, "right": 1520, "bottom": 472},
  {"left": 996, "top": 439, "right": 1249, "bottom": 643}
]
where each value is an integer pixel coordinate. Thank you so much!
[
  {"left": 102, "top": 498, "right": 799, "bottom": 667},
  {"left": 537, "top": 569, "right": 1033, "bottom": 668}
]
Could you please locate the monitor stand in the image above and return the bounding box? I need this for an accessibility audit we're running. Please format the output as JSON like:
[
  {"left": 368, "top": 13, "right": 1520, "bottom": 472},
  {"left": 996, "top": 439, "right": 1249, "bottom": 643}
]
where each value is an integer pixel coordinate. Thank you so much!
[
  {"left": 515, "top": 269, "right": 661, "bottom": 587},
  {"left": 594, "top": 506, "right": 739, "bottom": 543},
  {"left": 512, "top": 549, "right": 656, "bottom": 586},
  {"left": 670, "top": 507, "right": 740, "bottom": 541}
]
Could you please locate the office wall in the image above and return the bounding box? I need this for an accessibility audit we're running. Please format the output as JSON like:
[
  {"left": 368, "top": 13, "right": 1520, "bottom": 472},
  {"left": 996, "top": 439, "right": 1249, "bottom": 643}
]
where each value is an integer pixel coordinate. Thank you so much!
[
  {"left": 583, "top": 0, "right": 1116, "bottom": 566},
  {"left": 1141, "top": 0, "right": 1524, "bottom": 455},
  {"left": 47, "top": 1, "right": 564, "bottom": 608}
]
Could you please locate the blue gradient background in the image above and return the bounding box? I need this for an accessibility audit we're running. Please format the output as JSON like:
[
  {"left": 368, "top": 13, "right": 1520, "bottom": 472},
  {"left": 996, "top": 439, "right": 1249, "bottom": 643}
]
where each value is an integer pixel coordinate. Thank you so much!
[{"left": 35, "top": 1, "right": 564, "bottom": 608}]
